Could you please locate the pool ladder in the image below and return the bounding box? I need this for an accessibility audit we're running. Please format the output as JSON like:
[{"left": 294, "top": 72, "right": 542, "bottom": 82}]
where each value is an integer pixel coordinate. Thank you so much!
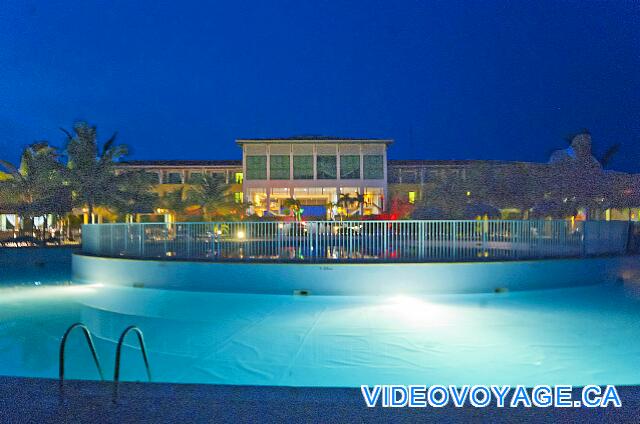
[{"left": 58, "top": 322, "right": 152, "bottom": 401}]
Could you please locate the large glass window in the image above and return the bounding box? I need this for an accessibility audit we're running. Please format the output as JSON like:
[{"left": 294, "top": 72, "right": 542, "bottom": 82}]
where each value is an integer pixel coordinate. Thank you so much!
[
  {"left": 248, "top": 188, "right": 267, "bottom": 207},
  {"left": 293, "top": 156, "right": 314, "bottom": 179},
  {"left": 269, "top": 155, "right": 290, "bottom": 180},
  {"left": 166, "top": 172, "right": 183, "bottom": 184},
  {"left": 340, "top": 155, "right": 360, "bottom": 179},
  {"left": 271, "top": 188, "right": 290, "bottom": 196},
  {"left": 246, "top": 155, "right": 267, "bottom": 180},
  {"left": 401, "top": 169, "right": 418, "bottom": 183},
  {"left": 316, "top": 155, "right": 337, "bottom": 179},
  {"left": 234, "top": 172, "right": 243, "bottom": 184},
  {"left": 188, "top": 172, "right": 204, "bottom": 183},
  {"left": 145, "top": 171, "right": 161, "bottom": 184},
  {"left": 387, "top": 168, "right": 400, "bottom": 183},
  {"left": 363, "top": 155, "right": 384, "bottom": 179}
]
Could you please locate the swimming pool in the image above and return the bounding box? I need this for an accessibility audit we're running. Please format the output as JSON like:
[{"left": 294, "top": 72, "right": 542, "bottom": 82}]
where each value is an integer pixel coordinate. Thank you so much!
[{"left": 2, "top": 248, "right": 640, "bottom": 388}]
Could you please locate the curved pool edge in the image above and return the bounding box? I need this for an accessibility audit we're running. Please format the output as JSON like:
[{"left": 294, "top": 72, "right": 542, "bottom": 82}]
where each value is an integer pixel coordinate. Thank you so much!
[{"left": 72, "top": 253, "right": 640, "bottom": 295}]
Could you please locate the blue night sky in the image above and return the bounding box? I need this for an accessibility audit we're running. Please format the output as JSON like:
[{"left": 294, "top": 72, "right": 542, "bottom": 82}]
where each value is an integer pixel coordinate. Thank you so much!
[{"left": 1, "top": 1, "right": 639, "bottom": 171}]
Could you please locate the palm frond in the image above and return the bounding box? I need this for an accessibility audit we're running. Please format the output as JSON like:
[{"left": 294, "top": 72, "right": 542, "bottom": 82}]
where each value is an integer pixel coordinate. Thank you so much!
[
  {"left": 0, "top": 159, "right": 20, "bottom": 177},
  {"left": 599, "top": 143, "right": 620, "bottom": 168}
]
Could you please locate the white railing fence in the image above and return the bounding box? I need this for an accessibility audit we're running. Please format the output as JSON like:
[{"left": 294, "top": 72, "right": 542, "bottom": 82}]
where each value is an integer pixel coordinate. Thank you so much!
[{"left": 80, "top": 220, "right": 631, "bottom": 262}]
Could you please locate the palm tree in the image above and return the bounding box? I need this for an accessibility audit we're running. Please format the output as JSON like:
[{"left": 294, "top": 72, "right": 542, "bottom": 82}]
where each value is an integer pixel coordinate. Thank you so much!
[
  {"left": 0, "top": 143, "right": 71, "bottom": 237},
  {"left": 110, "top": 170, "right": 158, "bottom": 218},
  {"left": 186, "top": 173, "right": 235, "bottom": 220},
  {"left": 354, "top": 192, "right": 367, "bottom": 216},
  {"left": 326, "top": 201, "right": 338, "bottom": 220},
  {"left": 283, "top": 197, "right": 302, "bottom": 221},
  {"left": 157, "top": 188, "right": 188, "bottom": 222},
  {"left": 337, "top": 193, "right": 358, "bottom": 216},
  {"left": 64, "top": 122, "right": 153, "bottom": 223}
]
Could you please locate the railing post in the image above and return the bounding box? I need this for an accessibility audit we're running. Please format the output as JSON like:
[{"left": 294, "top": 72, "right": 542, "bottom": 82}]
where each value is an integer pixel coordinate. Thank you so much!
[
  {"left": 314, "top": 222, "right": 318, "bottom": 261},
  {"left": 212, "top": 223, "right": 217, "bottom": 260},
  {"left": 163, "top": 224, "right": 168, "bottom": 257},
  {"left": 418, "top": 221, "right": 423, "bottom": 260},
  {"left": 123, "top": 224, "right": 128, "bottom": 255},
  {"left": 582, "top": 221, "right": 587, "bottom": 257},
  {"left": 452, "top": 220, "right": 457, "bottom": 260},
  {"left": 348, "top": 221, "right": 353, "bottom": 258},
  {"left": 383, "top": 221, "right": 388, "bottom": 259},
  {"left": 481, "top": 220, "right": 487, "bottom": 254},
  {"left": 516, "top": 220, "right": 521, "bottom": 259},
  {"left": 140, "top": 224, "right": 145, "bottom": 257}
]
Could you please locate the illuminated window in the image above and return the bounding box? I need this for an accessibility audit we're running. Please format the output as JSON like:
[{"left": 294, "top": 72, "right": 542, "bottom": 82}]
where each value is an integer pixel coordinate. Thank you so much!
[
  {"left": 248, "top": 188, "right": 266, "bottom": 207},
  {"left": 340, "top": 155, "right": 360, "bottom": 179},
  {"left": 316, "top": 155, "right": 337, "bottom": 179},
  {"left": 363, "top": 155, "right": 384, "bottom": 179},
  {"left": 293, "top": 156, "right": 313, "bottom": 179},
  {"left": 246, "top": 156, "right": 267, "bottom": 180},
  {"left": 340, "top": 187, "right": 359, "bottom": 194},
  {"left": 270, "top": 155, "right": 290, "bottom": 180},
  {"left": 271, "top": 188, "right": 290, "bottom": 196},
  {"left": 408, "top": 191, "right": 416, "bottom": 204},
  {"left": 234, "top": 192, "right": 243, "bottom": 203},
  {"left": 234, "top": 172, "right": 243, "bottom": 184}
]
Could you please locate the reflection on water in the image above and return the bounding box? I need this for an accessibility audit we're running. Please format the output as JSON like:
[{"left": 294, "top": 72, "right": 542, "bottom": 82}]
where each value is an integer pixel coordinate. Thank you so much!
[
  {"left": 3, "top": 248, "right": 640, "bottom": 387},
  {"left": 2, "top": 278, "right": 640, "bottom": 387},
  {"left": 0, "top": 247, "right": 75, "bottom": 286}
]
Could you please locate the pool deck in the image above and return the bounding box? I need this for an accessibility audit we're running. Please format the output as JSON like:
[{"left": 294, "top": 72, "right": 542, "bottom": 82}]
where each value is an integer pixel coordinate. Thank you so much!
[{"left": 2, "top": 377, "right": 639, "bottom": 423}]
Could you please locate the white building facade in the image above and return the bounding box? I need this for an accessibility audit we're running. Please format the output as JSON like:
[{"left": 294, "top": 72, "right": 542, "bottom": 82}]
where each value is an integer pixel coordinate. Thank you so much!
[{"left": 237, "top": 138, "right": 391, "bottom": 218}]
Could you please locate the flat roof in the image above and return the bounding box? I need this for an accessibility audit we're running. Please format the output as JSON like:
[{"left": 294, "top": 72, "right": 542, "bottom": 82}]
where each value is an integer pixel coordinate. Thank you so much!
[
  {"left": 118, "top": 160, "right": 241, "bottom": 167},
  {"left": 236, "top": 136, "right": 393, "bottom": 145},
  {"left": 388, "top": 159, "right": 543, "bottom": 167},
  {"left": 117, "top": 159, "right": 542, "bottom": 168}
]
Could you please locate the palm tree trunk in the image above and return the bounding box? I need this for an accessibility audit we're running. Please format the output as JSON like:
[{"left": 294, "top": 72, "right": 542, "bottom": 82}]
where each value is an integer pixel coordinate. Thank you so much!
[
  {"left": 88, "top": 203, "right": 94, "bottom": 224},
  {"left": 42, "top": 214, "right": 48, "bottom": 241}
]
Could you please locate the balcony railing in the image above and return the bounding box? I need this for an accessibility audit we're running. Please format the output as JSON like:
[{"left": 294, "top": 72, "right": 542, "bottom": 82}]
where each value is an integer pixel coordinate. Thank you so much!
[{"left": 80, "top": 220, "right": 633, "bottom": 263}]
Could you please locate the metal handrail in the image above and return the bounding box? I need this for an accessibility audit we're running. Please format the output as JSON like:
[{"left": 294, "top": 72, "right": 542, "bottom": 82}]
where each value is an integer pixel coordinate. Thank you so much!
[
  {"left": 59, "top": 322, "right": 105, "bottom": 382},
  {"left": 113, "top": 325, "right": 151, "bottom": 401}
]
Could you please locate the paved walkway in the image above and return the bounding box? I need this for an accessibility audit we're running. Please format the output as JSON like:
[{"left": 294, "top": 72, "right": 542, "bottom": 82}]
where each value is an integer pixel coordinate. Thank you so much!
[{"left": 1, "top": 377, "right": 639, "bottom": 423}]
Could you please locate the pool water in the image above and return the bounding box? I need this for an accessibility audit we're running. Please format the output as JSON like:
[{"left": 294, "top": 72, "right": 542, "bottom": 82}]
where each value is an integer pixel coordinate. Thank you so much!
[{"left": 1, "top": 250, "right": 640, "bottom": 387}]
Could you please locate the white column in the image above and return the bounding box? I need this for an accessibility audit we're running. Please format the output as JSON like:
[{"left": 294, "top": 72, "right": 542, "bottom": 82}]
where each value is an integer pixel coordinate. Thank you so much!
[
  {"left": 336, "top": 144, "right": 341, "bottom": 182},
  {"left": 242, "top": 145, "right": 248, "bottom": 202},
  {"left": 289, "top": 144, "right": 293, "bottom": 181},
  {"left": 359, "top": 144, "right": 364, "bottom": 180},
  {"left": 382, "top": 144, "right": 389, "bottom": 211},
  {"left": 312, "top": 144, "right": 317, "bottom": 181},
  {"left": 359, "top": 144, "right": 365, "bottom": 196},
  {"left": 265, "top": 145, "right": 271, "bottom": 214}
]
